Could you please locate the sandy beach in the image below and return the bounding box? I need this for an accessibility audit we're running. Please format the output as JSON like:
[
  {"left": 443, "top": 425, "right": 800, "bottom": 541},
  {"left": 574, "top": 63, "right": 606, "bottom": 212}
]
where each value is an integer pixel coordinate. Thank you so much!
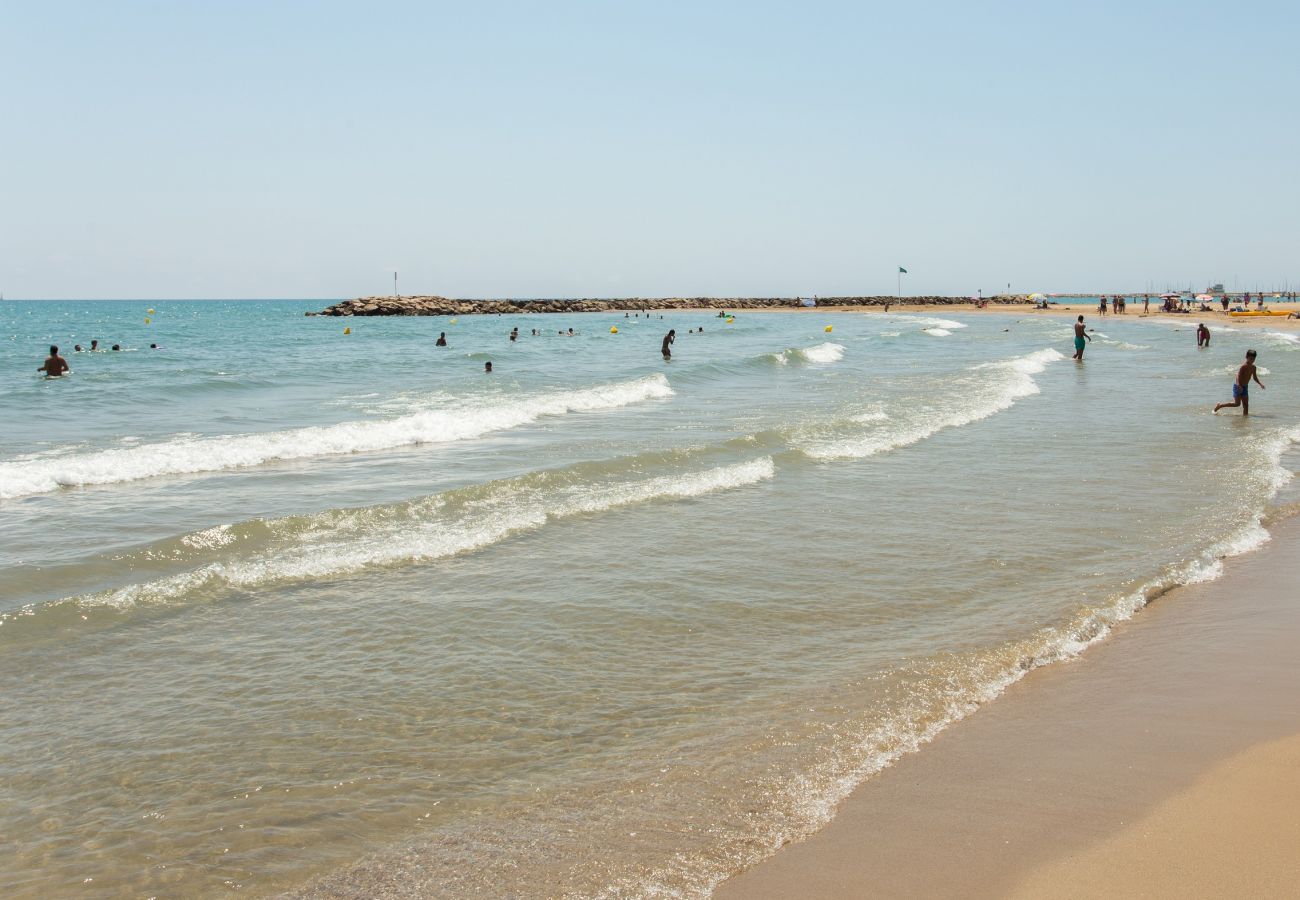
[
  {"left": 717, "top": 515, "right": 1300, "bottom": 898},
  {"left": 799, "top": 300, "right": 1300, "bottom": 332}
]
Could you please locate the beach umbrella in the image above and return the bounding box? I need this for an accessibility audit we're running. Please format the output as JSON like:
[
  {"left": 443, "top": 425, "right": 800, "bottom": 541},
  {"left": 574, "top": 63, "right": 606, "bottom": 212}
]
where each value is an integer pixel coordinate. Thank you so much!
[
  {"left": 1195, "top": 294, "right": 1214, "bottom": 302},
  {"left": 1027, "top": 292, "right": 1048, "bottom": 301}
]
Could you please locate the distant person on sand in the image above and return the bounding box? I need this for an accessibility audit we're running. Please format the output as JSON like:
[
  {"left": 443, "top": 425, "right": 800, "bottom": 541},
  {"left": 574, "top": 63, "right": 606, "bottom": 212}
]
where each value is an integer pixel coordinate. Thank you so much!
[
  {"left": 661, "top": 329, "right": 675, "bottom": 360},
  {"left": 1072, "top": 316, "right": 1092, "bottom": 360},
  {"left": 436, "top": 332, "right": 447, "bottom": 347},
  {"left": 1197, "top": 323, "right": 1210, "bottom": 348},
  {"left": 1098, "top": 296, "right": 1107, "bottom": 316},
  {"left": 38, "top": 345, "right": 70, "bottom": 376},
  {"left": 1215, "top": 350, "right": 1264, "bottom": 415},
  {"left": 1143, "top": 295, "right": 1149, "bottom": 313},
  {"left": 484, "top": 361, "right": 493, "bottom": 373}
]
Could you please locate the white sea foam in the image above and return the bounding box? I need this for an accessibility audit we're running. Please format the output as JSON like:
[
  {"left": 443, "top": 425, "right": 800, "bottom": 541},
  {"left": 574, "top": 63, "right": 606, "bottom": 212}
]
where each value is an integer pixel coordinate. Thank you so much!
[
  {"left": 1261, "top": 330, "right": 1300, "bottom": 348},
  {"left": 798, "top": 342, "right": 844, "bottom": 363},
  {"left": 0, "top": 375, "right": 674, "bottom": 500},
  {"left": 923, "top": 327, "right": 953, "bottom": 336},
  {"left": 72, "top": 457, "right": 776, "bottom": 611},
  {"left": 800, "top": 348, "right": 1063, "bottom": 460},
  {"left": 1212, "top": 365, "right": 1271, "bottom": 377},
  {"left": 906, "top": 316, "right": 968, "bottom": 330},
  {"left": 768, "top": 342, "right": 844, "bottom": 365}
]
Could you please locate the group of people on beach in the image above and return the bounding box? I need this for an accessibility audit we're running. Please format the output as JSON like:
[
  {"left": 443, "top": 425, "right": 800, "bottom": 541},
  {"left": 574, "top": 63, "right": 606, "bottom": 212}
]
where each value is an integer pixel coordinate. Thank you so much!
[{"left": 1072, "top": 314, "right": 1267, "bottom": 415}]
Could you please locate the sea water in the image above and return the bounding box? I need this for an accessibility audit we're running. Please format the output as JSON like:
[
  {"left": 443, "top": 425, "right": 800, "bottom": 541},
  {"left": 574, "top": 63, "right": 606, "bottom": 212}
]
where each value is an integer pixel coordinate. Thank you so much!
[{"left": 2, "top": 301, "right": 1298, "bottom": 897}]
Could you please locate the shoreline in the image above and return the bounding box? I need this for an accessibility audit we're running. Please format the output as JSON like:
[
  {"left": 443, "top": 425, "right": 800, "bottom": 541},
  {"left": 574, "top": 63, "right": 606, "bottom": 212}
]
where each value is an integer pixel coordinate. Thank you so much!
[{"left": 716, "top": 514, "right": 1300, "bottom": 898}]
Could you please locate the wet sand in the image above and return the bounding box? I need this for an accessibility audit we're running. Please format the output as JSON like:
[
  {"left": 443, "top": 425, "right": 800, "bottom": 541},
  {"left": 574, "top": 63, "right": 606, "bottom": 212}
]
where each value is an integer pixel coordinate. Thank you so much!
[{"left": 717, "top": 516, "right": 1300, "bottom": 899}]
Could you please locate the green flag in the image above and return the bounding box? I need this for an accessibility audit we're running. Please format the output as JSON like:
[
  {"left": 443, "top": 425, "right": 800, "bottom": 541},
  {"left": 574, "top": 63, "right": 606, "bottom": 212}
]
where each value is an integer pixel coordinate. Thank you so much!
[{"left": 898, "top": 267, "right": 908, "bottom": 274}]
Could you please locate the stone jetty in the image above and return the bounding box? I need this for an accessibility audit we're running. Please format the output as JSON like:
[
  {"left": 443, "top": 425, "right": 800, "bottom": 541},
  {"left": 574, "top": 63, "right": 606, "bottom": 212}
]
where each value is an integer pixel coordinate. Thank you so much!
[{"left": 310, "top": 295, "right": 1026, "bottom": 316}]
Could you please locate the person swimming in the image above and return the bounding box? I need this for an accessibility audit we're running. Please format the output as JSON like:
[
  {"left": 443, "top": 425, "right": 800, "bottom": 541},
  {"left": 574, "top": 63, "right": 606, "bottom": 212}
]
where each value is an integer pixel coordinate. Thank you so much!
[
  {"left": 111, "top": 344, "right": 121, "bottom": 351},
  {"left": 74, "top": 344, "right": 83, "bottom": 352},
  {"left": 38, "top": 345, "right": 70, "bottom": 377},
  {"left": 89, "top": 340, "right": 99, "bottom": 351},
  {"left": 661, "top": 329, "right": 675, "bottom": 360},
  {"left": 484, "top": 361, "right": 493, "bottom": 373},
  {"left": 436, "top": 332, "right": 447, "bottom": 347}
]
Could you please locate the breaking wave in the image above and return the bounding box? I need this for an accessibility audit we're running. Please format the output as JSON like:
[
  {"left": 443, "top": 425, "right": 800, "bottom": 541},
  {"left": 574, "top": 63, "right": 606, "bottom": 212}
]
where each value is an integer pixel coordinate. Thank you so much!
[{"left": 0, "top": 375, "right": 675, "bottom": 500}]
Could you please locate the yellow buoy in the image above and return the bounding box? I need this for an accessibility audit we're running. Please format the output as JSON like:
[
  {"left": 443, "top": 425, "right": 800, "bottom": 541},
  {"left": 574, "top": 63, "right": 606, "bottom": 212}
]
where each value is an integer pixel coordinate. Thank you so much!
[
  {"left": 343, "top": 327, "right": 351, "bottom": 335},
  {"left": 144, "top": 317, "right": 151, "bottom": 324},
  {"left": 726, "top": 318, "right": 734, "bottom": 324},
  {"left": 824, "top": 325, "right": 833, "bottom": 332},
  {"left": 146, "top": 308, "right": 155, "bottom": 315},
  {"left": 610, "top": 326, "right": 619, "bottom": 333},
  {"left": 449, "top": 318, "right": 458, "bottom": 325}
]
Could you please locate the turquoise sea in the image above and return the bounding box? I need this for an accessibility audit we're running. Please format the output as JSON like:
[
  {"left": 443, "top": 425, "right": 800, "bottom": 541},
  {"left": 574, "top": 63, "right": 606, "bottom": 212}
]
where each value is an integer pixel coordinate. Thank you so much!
[{"left": 2, "top": 300, "right": 1299, "bottom": 897}]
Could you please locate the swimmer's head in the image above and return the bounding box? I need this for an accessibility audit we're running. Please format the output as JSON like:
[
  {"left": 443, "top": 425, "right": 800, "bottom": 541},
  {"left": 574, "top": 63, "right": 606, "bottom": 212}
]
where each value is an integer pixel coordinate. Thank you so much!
[
  {"left": 112, "top": 344, "right": 120, "bottom": 351},
  {"left": 1247, "top": 349, "right": 1257, "bottom": 359},
  {"left": 150, "top": 343, "right": 157, "bottom": 349},
  {"left": 74, "top": 345, "right": 82, "bottom": 352},
  {"left": 485, "top": 361, "right": 493, "bottom": 373}
]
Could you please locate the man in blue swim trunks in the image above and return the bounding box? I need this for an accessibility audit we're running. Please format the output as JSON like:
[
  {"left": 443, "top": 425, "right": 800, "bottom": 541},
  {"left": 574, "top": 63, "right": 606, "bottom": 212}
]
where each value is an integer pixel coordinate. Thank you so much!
[
  {"left": 1072, "top": 315, "right": 1091, "bottom": 360},
  {"left": 1214, "top": 349, "right": 1264, "bottom": 415}
]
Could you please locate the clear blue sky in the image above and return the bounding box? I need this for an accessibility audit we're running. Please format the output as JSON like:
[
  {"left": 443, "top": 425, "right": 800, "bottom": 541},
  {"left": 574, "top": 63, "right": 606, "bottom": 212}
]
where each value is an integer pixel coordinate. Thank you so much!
[{"left": 2, "top": 0, "right": 1297, "bottom": 298}]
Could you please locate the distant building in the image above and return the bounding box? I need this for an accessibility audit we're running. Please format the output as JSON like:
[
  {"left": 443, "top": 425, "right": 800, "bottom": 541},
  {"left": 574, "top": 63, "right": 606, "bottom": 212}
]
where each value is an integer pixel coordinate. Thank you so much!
[{"left": 1206, "top": 283, "right": 1226, "bottom": 295}]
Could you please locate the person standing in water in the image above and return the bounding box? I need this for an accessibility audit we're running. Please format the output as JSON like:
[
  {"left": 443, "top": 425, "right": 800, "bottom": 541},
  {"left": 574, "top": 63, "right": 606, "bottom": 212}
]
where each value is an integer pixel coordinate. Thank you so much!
[
  {"left": 1072, "top": 315, "right": 1091, "bottom": 360},
  {"left": 436, "top": 332, "right": 447, "bottom": 347},
  {"left": 1214, "top": 350, "right": 1264, "bottom": 415},
  {"left": 38, "top": 345, "right": 70, "bottom": 376},
  {"left": 1197, "top": 323, "right": 1211, "bottom": 348},
  {"left": 661, "top": 329, "right": 675, "bottom": 360}
]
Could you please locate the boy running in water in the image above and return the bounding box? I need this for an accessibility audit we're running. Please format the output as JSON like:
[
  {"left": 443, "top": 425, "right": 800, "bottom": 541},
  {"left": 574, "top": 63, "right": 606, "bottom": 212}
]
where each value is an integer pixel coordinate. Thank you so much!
[{"left": 1214, "top": 350, "right": 1264, "bottom": 415}]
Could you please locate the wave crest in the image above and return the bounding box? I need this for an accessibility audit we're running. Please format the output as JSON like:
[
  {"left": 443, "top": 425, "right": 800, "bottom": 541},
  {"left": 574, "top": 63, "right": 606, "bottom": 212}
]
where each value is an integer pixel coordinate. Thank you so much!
[{"left": 0, "top": 375, "right": 674, "bottom": 500}]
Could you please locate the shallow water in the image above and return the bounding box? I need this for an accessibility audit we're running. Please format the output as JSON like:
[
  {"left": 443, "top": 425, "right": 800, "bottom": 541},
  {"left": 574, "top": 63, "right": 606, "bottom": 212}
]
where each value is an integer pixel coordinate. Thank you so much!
[{"left": 2, "top": 301, "right": 1298, "bottom": 897}]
